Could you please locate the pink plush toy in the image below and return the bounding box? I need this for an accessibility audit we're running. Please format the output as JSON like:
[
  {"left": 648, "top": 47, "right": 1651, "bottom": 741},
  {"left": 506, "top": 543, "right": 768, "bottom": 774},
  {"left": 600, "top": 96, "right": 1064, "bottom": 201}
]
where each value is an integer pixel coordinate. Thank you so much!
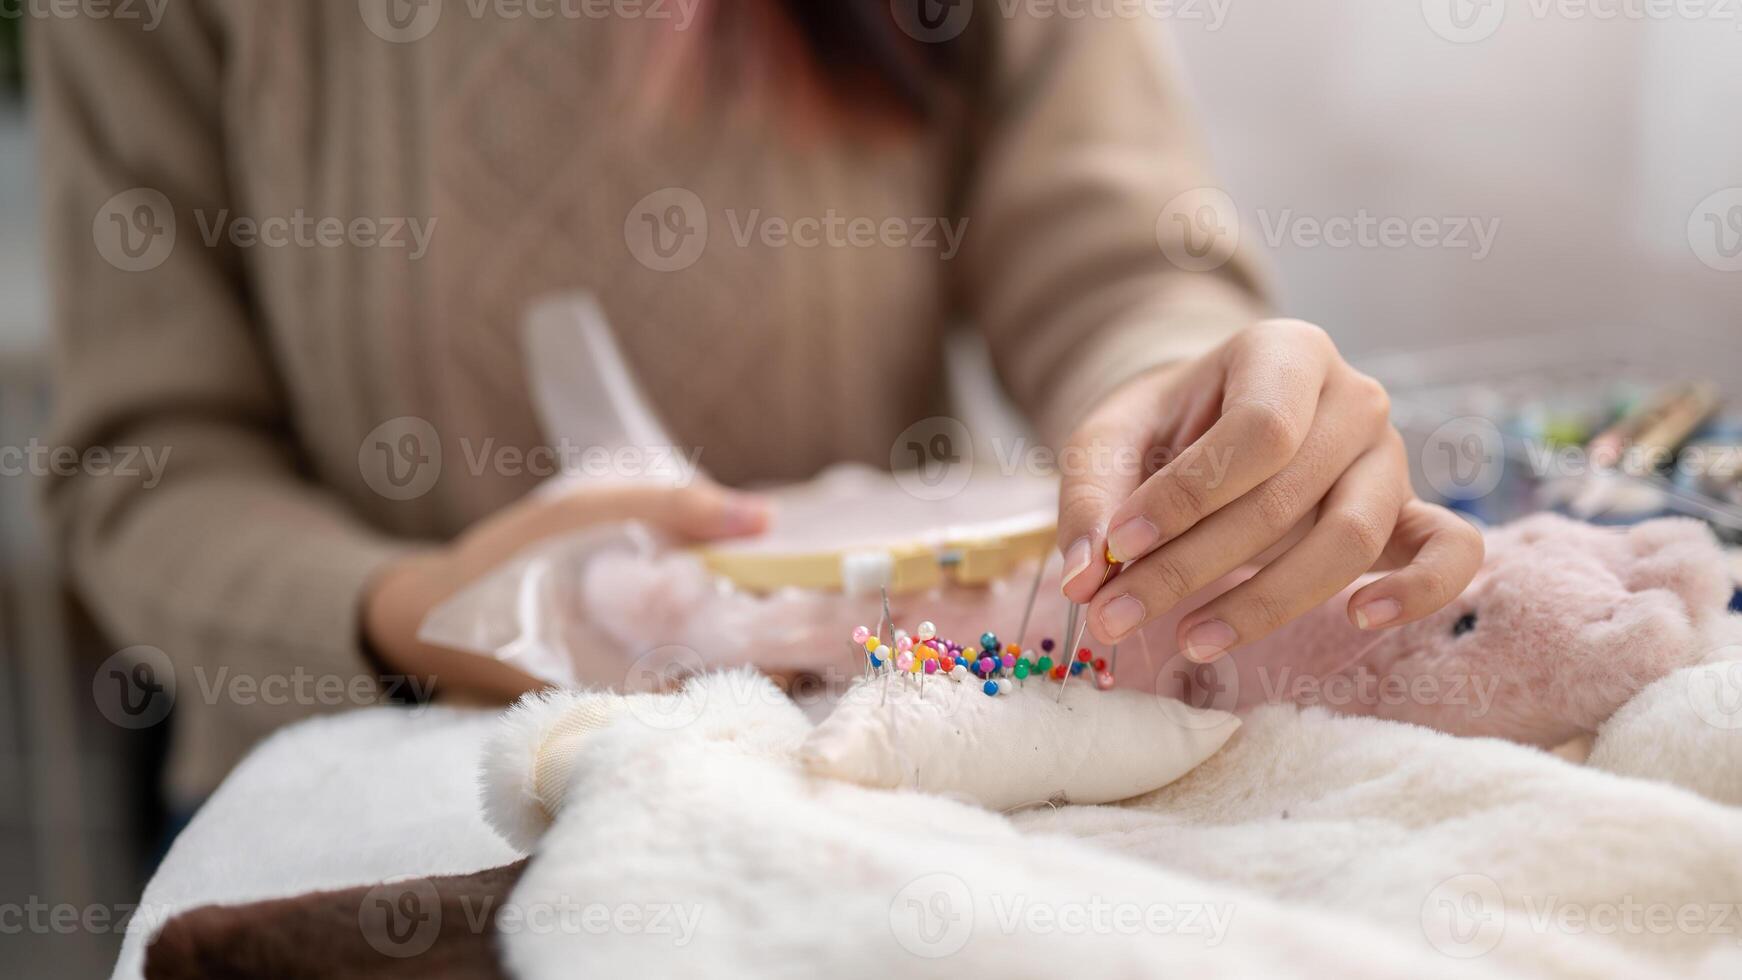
[{"left": 1181, "top": 514, "right": 1733, "bottom": 747}]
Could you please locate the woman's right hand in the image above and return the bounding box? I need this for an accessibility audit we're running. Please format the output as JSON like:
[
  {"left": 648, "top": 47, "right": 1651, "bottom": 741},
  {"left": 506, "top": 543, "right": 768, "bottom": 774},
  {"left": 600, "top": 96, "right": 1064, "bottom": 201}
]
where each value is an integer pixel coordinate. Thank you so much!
[{"left": 361, "top": 481, "right": 771, "bottom": 704}]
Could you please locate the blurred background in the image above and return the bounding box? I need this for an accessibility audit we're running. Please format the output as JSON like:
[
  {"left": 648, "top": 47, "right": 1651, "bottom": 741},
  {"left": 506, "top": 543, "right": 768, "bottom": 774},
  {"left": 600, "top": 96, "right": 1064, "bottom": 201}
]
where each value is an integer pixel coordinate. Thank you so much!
[{"left": 3, "top": 4, "right": 1740, "bottom": 975}]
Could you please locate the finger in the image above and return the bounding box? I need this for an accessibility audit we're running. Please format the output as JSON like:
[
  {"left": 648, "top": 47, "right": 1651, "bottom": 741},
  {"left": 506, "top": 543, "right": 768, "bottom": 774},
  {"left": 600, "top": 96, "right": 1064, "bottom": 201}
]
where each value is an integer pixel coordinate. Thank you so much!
[
  {"left": 475, "top": 482, "right": 768, "bottom": 565},
  {"left": 1086, "top": 386, "right": 1380, "bottom": 643},
  {"left": 1103, "top": 320, "right": 1335, "bottom": 567},
  {"left": 1056, "top": 381, "right": 1159, "bottom": 603},
  {"left": 1174, "top": 438, "right": 1408, "bottom": 662},
  {"left": 1347, "top": 499, "right": 1484, "bottom": 630},
  {"left": 582, "top": 482, "right": 772, "bottom": 541}
]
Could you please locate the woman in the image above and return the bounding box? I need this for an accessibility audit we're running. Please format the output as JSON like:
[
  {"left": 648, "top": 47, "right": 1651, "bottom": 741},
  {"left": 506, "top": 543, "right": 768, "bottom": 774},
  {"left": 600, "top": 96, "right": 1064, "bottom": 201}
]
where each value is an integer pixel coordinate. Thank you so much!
[{"left": 33, "top": 2, "right": 1481, "bottom": 806}]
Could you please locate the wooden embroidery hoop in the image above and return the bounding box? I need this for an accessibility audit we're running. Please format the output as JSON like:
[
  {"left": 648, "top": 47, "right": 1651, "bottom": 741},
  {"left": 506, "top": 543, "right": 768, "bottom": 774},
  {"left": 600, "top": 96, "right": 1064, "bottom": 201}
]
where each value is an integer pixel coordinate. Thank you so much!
[{"left": 692, "top": 467, "right": 1058, "bottom": 597}]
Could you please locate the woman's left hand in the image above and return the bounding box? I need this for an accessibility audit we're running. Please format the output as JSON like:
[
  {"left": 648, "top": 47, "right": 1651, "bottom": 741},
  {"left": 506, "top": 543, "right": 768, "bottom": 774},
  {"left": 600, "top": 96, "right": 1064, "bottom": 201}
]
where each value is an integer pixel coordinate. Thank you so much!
[{"left": 1057, "top": 318, "right": 1484, "bottom": 661}]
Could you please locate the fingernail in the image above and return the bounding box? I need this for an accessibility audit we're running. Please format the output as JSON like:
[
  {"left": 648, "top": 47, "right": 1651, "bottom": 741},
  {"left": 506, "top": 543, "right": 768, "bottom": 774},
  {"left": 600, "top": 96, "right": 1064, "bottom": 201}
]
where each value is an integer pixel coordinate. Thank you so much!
[
  {"left": 1354, "top": 598, "right": 1402, "bottom": 630},
  {"left": 1106, "top": 517, "right": 1159, "bottom": 564},
  {"left": 1061, "top": 537, "right": 1092, "bottom": 593},
  {"left": 1099, "top": 594, "right": 1146, "bottom": 639},
  {"left": 720, "top": 496, "right": 770, "bottom": 534},
  {"left": 1182, "top": 620, "right": 1237, "bottom": 663}
]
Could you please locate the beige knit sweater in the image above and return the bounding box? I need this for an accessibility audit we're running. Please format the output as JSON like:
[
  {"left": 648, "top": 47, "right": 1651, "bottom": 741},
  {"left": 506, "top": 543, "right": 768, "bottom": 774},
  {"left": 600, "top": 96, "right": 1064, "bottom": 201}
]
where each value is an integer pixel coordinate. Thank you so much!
[{"left": 32, "top": 3, "right": 1263, "bottom": 801}]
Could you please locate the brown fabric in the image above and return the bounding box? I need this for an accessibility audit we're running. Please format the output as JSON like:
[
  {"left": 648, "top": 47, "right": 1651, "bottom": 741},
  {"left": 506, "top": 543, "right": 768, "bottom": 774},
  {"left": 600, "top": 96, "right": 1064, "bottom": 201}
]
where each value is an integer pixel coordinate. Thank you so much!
[
  {"left": 144, "top": 860, "right": 528, "bottom": 980},
  {"left": 30, "top": 3, "right": 1266, "bottom": 800}
]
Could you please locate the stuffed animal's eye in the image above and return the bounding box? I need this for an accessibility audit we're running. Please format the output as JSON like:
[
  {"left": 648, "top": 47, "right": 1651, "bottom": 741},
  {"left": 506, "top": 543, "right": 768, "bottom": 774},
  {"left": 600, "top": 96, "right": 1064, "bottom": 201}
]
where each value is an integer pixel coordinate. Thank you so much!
[{"left": 1452, "top": 612, "right": 1478, "bottom": 637}]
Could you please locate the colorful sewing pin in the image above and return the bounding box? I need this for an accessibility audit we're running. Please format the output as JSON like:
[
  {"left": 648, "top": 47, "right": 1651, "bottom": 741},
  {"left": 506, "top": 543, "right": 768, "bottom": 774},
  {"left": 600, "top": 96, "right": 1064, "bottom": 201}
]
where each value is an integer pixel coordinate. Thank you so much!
[{"left": 916, "top": 621, "right": 937, "bottom": 642}]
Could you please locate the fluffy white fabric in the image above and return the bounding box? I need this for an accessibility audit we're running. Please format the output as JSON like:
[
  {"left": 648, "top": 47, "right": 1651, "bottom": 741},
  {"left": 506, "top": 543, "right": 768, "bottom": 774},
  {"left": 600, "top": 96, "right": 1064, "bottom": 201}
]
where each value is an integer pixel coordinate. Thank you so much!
[
  {"left": 799, "top": 673, "right": 1239, "bottom": 809},
  {"left": 117, "top": 620, "right": 1742, "bottom": 980},
  {"left": 110, "top": 707, "right": 518, "bottom": 980},
  {"left": 498, "top": 667, "right": 1742, "bottom": 979}
]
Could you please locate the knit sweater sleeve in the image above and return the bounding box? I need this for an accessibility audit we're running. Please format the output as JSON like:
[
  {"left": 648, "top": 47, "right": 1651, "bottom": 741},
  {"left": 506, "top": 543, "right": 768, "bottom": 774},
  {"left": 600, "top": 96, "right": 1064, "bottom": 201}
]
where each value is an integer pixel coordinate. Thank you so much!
[
  {"left": 960, "top": 13, "right": 1269, "bottom": 446},
  {"left": 30, "top": 5, "right": 424, "bottom": 801}
]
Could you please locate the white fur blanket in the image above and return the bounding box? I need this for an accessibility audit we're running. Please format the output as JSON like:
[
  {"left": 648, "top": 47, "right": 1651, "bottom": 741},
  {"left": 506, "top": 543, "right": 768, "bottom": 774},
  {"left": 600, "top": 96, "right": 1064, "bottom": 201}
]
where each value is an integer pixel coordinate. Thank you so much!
[{"left": 114, "top": 646, "right": 1742, "bottom": 979}]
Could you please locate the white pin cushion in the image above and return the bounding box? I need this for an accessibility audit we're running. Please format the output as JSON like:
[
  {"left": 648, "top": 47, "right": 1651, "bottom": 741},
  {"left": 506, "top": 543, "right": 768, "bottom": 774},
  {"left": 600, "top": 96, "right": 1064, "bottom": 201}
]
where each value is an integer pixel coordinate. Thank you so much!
[{"left": 799, "top": 672, "right": 1241, "bottom": 811}]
